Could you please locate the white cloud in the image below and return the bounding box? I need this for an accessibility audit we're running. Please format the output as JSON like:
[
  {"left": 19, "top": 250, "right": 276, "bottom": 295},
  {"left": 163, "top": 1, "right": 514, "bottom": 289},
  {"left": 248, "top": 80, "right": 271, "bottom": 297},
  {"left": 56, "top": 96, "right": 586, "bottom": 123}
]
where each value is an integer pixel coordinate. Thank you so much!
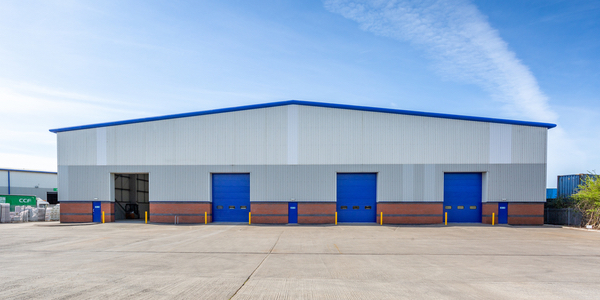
[
  {"left": 324, "top": 0, "right": 557, "bottom": 123},
  {"left": 323, "top": 0, "right": 600, "bottom": 186},
  {"left": 0, "top": 80, "right": 151, "bottom": 172}
]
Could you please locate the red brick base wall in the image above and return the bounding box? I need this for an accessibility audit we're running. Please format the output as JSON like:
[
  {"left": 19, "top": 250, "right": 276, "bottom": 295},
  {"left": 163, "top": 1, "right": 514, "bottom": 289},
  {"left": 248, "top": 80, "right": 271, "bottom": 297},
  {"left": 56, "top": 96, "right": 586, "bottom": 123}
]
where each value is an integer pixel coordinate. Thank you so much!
[
  {"left": 508, "top": 203, "right": 544, "bottom": 225},
  {"left": 377, "top": 203, "right": 443, "bottom": 224},
  {"left": 251, "top": 203, "right": 288, "bottom": 224},
  {"left": 150, "top": 202, "right": 212, "bottom": 224},
  {"left": 101, "top": 202, "right": 115, "bottom": 222},
  {"left": 298, "top": 203, "right": 335, "bottom": 224},
  {"left": 60, "top": 202, "right": 93, "bottom": 223},
  {"left": 482, "top": 203, "right": 498, "bottom": 224}
]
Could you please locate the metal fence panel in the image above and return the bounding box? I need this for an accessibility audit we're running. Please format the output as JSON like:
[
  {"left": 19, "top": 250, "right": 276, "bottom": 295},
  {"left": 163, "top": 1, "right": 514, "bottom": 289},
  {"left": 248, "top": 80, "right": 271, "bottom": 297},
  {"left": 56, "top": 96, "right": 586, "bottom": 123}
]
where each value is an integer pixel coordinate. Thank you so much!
[{"left": 545, "top": 208, "right": 583, "bottom": 226}]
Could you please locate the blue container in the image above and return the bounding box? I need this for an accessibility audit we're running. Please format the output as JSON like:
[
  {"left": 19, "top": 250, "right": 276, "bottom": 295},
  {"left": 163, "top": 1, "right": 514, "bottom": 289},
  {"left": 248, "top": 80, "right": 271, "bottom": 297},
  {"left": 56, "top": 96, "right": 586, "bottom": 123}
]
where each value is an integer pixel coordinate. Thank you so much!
[
  {"left": 557, "top": 174, "right": 591, "bottom": 198},
  {"left": 546, "top": 188, "right": 557, "bottom": 200}
]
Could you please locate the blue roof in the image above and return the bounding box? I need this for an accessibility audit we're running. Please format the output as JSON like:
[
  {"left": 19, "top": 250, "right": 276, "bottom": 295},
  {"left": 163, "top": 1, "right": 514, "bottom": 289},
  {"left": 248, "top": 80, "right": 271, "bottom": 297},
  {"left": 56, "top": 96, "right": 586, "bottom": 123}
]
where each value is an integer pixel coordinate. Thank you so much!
[
  {"left": 0, "top": 168, "right": 57, "bottom": 174},
  {"left": 49, "top": 100, "right": 557, "bottom": 133}
]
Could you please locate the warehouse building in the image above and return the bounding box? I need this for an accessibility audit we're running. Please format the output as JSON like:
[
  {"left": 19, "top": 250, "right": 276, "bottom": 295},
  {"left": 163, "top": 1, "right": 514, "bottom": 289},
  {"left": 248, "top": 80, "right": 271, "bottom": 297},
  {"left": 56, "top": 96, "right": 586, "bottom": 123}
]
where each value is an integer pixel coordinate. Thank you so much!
[
  {"left": 50, "top": 101, "right": 555, "bottom": 225},
  {"left": 0, "top": 168, "right": 58, "bottom": 203}
]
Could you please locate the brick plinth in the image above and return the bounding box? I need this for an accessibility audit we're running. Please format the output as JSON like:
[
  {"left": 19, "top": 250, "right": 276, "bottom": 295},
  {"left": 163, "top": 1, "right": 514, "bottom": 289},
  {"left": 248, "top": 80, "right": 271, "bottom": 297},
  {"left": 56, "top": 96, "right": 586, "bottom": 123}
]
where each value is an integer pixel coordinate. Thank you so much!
[
  {"left": 298, "top": 203, "right": 335, "bottom": 224},
  {"left": 377, "top": 203, "right": 443, "bottom": 224},
  {"left": 508, "top": 203, "right": 544, "bottom": 225},
  {"left": 251, "top": 203, "right": 288, "bottom": 224},
  {"left": 101, "top": 202, "right": 115, "bottom": 222},
  {"left": 60, "top": 202, "right": 93, "bottom": 223},
  {"left": 149, "top": 202, "right": 212, "bottom": 224},
  {"left": 482, "top": 203, "right": 498, "bottom": 224}
]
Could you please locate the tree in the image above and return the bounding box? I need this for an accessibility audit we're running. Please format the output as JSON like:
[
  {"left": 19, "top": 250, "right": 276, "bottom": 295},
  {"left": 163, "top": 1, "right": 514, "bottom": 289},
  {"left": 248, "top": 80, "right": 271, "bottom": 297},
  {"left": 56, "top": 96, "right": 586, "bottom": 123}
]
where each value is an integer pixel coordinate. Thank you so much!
[{"left": 573, "top": 173, "right": 600, "bottom": 228}]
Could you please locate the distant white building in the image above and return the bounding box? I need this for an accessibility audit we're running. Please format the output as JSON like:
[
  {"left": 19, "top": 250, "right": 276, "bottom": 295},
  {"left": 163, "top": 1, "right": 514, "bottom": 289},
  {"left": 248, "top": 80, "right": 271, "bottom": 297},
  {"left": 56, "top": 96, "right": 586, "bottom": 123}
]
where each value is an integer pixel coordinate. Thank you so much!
[{"left": 0, "top": 168, "right": 58, "bottom": 203}]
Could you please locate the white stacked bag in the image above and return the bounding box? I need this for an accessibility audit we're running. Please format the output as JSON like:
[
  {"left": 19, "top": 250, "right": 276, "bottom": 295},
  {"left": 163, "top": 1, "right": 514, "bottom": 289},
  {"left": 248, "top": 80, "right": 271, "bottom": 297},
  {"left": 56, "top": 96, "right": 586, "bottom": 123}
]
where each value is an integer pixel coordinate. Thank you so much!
[
  {"left": 37, "top": 207, "right": 46, "bottom": 222},
  {"left": 0, "top": 203, "right": 10, "bottom": 223},
  {"left": 48, "top": 204, "right": 60, "bottom": 221},
  {"left": 0, "top": 204, "right": 54, "bottom": 223},
  {"left": 12, "top": 206, "right": 30, "bottom": 222}
]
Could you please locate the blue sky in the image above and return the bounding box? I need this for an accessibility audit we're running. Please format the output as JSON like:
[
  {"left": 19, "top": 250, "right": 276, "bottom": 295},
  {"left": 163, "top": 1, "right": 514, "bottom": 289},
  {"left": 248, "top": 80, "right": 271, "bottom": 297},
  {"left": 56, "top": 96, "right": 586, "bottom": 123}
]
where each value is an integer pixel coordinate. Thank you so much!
[{"left": 0, "top": 0, "right": 598, "bottom": 187}]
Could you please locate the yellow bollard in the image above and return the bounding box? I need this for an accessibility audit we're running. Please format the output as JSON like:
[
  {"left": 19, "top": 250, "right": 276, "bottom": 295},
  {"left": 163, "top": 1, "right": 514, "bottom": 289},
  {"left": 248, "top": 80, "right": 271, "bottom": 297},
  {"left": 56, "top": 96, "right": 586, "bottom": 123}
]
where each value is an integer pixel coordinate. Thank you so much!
[
  {"left": 445, "top": 212, "right": 447, "bottom": 225},
  {"left": 205, "top": 211, "right": 207, "bottom": 224},
  {"left": 335, "top": 212, "right": 337, "bottom": 225},
  {"left": 145, "top": 211, "right": 148, "bottom": 224},
  {"left": 380, "top": 212, "right": 383, "bottom": 225},
  {"left": 492, "top": 213, "right": 495, "bottom": 226},
  {"left": 249, "top": 212, "right": 251, "bottom": 225},
  {"left": 102, "top": 211, "right": 105, "bottom": 224}
]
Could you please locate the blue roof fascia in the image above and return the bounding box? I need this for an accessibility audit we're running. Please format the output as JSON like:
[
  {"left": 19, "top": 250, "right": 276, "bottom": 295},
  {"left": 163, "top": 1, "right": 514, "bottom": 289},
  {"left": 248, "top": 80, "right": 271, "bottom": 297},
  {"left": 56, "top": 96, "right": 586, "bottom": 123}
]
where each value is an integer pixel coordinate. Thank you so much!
[
  {"left": 0, "top": 168, "right": 57, "bottom": 174},
  {"left": 49, "top": 100, "right": 557, "bottom": 133}
]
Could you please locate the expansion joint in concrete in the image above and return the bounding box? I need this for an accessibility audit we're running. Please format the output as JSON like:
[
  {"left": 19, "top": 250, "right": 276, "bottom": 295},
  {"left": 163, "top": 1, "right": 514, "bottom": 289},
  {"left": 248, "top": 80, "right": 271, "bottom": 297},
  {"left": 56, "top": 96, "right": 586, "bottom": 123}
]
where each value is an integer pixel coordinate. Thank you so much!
[{"left": 229, "top": 230, "right": 284, "bottom": 299}]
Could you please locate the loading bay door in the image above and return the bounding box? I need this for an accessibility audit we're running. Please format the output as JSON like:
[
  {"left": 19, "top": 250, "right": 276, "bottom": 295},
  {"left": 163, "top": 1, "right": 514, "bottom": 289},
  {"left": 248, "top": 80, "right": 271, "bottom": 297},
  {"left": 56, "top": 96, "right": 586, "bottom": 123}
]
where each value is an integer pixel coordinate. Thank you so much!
[
  {"left": 212, "top": 174, "right": 250, "bottom": 222},
  {"left": 337, "top": 173, "right": 377, "bottom": 223},
  {"left": 443, "top": 173, "right": 482, "bottom": 223}
]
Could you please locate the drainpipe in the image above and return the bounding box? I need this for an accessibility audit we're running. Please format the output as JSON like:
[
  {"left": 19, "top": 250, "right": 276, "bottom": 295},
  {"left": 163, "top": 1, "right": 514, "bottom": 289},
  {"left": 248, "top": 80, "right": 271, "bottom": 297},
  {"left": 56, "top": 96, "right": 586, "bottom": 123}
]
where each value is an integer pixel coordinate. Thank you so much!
[{"left": 7, "top": 171, "right": 10, "bottom": 195}]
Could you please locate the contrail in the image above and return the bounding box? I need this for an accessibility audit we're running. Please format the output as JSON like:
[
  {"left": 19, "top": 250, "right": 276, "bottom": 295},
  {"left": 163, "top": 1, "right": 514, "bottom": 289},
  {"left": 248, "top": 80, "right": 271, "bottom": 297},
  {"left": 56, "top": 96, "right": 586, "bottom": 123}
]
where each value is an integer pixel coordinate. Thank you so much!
[{"left": 324, "top": 0, "right": 557, "bottom": 122}]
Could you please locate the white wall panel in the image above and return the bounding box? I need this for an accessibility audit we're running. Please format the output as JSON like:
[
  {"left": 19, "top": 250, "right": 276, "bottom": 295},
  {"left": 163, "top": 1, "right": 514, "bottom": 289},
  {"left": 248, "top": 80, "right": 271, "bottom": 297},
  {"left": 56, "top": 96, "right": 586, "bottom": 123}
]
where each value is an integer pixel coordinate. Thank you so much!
[
  {"left": 58, "top": 165, "right": 69, "bottom": 201},
  {"left": 489, "top": 123, "right": 512, "bottom": 163},
  {"left": 512, "top": 125, "right": 547, "bottom": 164},
  {"left": 297, "top": 106, "right": 491, "bottom": 165},
  {"left": 96, "top": 128, "right": 107, "bottom": 165},
  {"left": 423, "top": 164, "right": 437, "bottom": 201},
  {"left": 287, "top": 105, "right": 299, "bottom": 165},
  {"left": 0, "top": 171, "right": 57, "bottom": 198},
  {"left": 0, "top": 170, "right": 7, "bottom": 187},
  {"left": 402, "top": 165, "right": 414, "bottom": 201},
  {"left": 60, "top": 163, "right": 546, "bottom": 204},
  {"left": 57, "top": 129, "right": 97, "bottom": 166},
  {"left": 57, "top": 105, "right": 547, "bottom": 167},
  {"left": 9, "top": 171, "right": 57, "bottom": 189},
  {"left": 102, "top": 106, "right": 287, "bottom": 166}
]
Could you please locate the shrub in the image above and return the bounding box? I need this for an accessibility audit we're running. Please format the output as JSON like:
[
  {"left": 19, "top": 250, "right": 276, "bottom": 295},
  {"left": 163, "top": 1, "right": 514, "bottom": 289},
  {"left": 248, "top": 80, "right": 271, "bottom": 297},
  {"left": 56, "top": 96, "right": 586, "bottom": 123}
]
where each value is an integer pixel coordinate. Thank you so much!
[{"left": 573, "top": 173, "right": 600, "bottom": 228}]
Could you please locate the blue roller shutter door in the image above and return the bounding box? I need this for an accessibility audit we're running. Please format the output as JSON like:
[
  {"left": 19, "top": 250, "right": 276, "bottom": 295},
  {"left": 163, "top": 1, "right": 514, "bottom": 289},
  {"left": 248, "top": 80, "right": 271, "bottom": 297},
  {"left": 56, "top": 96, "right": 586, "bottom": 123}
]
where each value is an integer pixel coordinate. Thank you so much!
[
  {"left": 212, "top": 174, "right": 250, "bottom": 222},
  {"left": 443, "top": 173, "right": 482, "bottom": 223},
  {"left": 337, "top": 173, "right": 377, "bottom": 223}
]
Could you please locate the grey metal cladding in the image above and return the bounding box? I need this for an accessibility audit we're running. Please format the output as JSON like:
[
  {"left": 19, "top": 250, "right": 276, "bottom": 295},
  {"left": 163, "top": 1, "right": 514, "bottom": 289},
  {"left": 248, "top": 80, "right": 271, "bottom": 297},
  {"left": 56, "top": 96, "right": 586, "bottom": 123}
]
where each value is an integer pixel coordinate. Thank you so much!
[
  {"left": 61, "top": 163, "right": 546, "bottom": 203},
  {"left": 57, "top": 105, "right": 547, "bottom": 166},
  {"left": 512, "top": 125, "right": 547, "bottom": 164},
  {"left": 297, "top": 106, "right": 492, "bottom": 164},
  {"left": 55, "top": 104, "right": 549, "bottom": 205}
]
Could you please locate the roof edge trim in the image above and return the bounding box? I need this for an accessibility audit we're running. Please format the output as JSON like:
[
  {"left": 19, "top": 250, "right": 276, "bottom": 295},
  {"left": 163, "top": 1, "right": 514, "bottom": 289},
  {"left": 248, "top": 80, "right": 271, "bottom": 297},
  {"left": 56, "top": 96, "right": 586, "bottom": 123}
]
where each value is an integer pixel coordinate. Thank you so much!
[
  {"left": 49, "top": 100, "right": 557, "bottom": 133},
  {"left": 0, "top": 168, "right": 57, "bottom": 174}
]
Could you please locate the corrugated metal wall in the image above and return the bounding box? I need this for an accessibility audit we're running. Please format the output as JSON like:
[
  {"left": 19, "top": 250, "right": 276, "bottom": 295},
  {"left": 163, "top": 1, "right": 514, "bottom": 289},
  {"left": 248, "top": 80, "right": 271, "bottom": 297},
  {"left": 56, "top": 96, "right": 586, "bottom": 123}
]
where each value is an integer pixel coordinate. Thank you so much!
[
  {"left": 58, "top": 105, "right": 547, "bottom": 166},
  {"left": 0, "top": 170, "right": 57, "bottom": 199},
  {"left": 7, "top": 171, "right": 57, "bottom": 188},
  {"left": 56, "top": 104, "right": 548, "bottom": 204},
  {"left": 59, "top": 163, "right": 546, "bottom": 203}
]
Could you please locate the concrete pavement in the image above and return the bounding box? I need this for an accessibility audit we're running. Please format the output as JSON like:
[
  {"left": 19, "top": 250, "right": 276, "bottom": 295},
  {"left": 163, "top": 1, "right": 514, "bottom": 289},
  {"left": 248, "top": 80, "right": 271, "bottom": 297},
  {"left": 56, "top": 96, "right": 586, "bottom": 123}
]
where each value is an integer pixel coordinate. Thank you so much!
[{"left": 1, "top": 222, "right": 599, "bottom": 299}]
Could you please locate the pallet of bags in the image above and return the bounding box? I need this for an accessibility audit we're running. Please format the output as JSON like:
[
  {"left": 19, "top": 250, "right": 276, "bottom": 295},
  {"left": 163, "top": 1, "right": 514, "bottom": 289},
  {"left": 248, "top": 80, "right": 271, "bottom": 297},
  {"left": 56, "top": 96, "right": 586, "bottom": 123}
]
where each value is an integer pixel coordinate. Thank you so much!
[
  {"left": 0, "top": 203, "right": 10, "bottom": 223},
  {"left": 27, "top": 207, "right": 38, "bottom": 222},
  {"left": 38, "top": 207, "right": 46, "bottom": 222},
  {"left": 12, "top": 206, "right": 23, "bottom": 222},
  {"left": 49, "top": 204, "right": 60, "bottom": 221}
]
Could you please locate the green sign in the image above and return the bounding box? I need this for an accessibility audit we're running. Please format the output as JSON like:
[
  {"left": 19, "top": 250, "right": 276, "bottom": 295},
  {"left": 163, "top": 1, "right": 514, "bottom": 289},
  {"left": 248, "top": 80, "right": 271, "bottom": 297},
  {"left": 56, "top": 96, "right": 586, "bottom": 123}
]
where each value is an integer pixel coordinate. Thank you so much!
[
  {"left": 0, "top": 195, "right": 37, "bottom": 212},
  {"left": 53, "top": 188, "right": 57, "bottom": 191}
]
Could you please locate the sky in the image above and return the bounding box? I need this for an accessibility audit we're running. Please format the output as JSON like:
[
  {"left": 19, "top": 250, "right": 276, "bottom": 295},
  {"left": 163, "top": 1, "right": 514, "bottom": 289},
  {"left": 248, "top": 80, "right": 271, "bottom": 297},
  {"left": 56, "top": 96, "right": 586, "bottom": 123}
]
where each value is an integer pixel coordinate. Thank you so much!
[{"left": 0, "top": 0, "right": 598, "bottom": 187}]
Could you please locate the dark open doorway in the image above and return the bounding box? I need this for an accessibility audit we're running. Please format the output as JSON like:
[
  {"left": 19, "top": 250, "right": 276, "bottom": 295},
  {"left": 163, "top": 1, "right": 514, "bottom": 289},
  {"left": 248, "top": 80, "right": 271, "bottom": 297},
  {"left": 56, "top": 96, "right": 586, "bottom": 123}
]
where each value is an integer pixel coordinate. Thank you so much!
[{"left": 114, "top": 173, "right": 149, "bottom": 221}]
